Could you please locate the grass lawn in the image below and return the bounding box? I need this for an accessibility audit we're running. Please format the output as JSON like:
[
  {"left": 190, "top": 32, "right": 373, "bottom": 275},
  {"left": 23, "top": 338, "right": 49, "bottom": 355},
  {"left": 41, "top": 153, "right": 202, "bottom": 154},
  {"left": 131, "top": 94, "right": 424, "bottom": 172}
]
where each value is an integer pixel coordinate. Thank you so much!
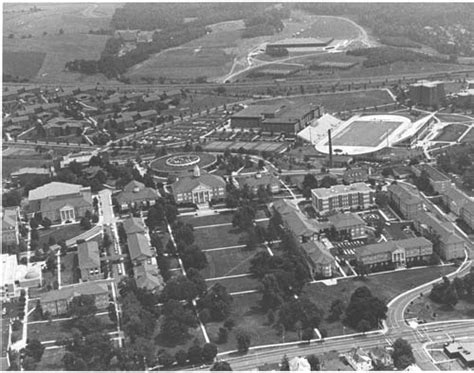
[
  {"left": 405, "top": 293, "right": 474, "bottom": 323},
  {"left": 154, "top": 319, "right": 206, "bottom": 355},
  {"left": 201, "top": 246, "right": 265, "bottom": 279},
  {"left": 434, "top": 124, "right": 468, "bottom": 142},
  {"left": 60, "top": 252, "right": 79, "bottom": 285},
  {"left": 180, "top": 212, "right": 234, "bottom": 227},
  {"left": 35, "top": 347, "right": 65, "bottom": 370},
  {"left": 194, "top": 224, "right": 248, "bottom": 250},
  {"left": 461, "top": 127, "right": 474, "bottom": 144},
  {"left": 206, "top": 275, "right": 260, "bottom": 294},
  {"left": 303, "top": 265, "right": 457, "bottom": 337},
  {"left": 38, "top": 223, "right": 84, "bottom": 247},
  {"left": 205, "top": 292, "right": 299, "bottom": 353},
  {"left": 2, "top": 157, "right": 53, "bottom": 178}
]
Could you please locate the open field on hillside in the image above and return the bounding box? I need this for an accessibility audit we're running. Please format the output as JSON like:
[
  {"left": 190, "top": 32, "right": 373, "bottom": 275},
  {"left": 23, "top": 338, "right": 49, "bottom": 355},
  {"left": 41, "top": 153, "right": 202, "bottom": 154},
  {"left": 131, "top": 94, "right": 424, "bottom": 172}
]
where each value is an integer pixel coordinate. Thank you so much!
[
  {"left": 3, "top": 3, "right": 118, "bottom": 83},
  {"left": 127, "top": 10, "right": 362, "bottom": 83},
  {"left": 3, "top": 51, "right": 46, "bottom": 79}
]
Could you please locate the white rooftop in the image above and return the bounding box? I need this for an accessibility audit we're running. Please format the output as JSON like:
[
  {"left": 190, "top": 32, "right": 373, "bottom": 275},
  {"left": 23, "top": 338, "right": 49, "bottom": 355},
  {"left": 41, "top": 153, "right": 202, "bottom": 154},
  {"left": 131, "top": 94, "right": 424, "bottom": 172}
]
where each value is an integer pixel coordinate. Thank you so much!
[{"left": 28, "top": 182, "right": 85, "bottom": 201}]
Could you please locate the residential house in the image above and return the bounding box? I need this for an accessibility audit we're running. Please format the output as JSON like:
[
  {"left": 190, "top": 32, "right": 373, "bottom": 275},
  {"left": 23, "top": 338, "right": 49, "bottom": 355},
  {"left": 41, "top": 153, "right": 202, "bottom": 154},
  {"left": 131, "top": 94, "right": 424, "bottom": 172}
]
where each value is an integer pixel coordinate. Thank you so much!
[
  {"left": 342, "top": 347, "right": 373, "bottom": 371},
  {"left": 44, "top": 117, "right": 89, "bottom": 137},
  {"left": 77, "top": 241, "right": 102, "bottom": 281},
  {"left": 387, "top": 183, "right": 423, "bottom": 219},
  {"left": 311, "top": 183, "right": 374, "bottom": 215},
  {"left": 123, "top": 217, "right": 146, "bottom": 235},
  {"left": 2, "top": 207, "right": 20, "bottom": 246},
  {"left": 40, "top": 282, "right": 109, "bottom": 316},
  {"left": 355, "top": 237, "right": 433, "bottom": 268},
  {"left": 8, "top": 115, "right": 30, "bottom": 129},
  {"left": 289, "top": 356, "right": 311, "bottom": 371},
  {"left": 138, "top": 109, "right": 157, "bottom": 121},
  {"left": 115, "top": 180, "right": 159, "bottom": 211},
  {"left": 127, "top": 232, "right": 154, "bottom": 265},
  {"left": 327, "top": 213, "right": 367, "bottom": 240},
  {"left": 134, "top": 262, "right": 164, "bottom": 293},
  {"left": 368, "top": 347, "right": 393, "bottom": 369},
  {"left": 236, "top": 173, "right": 281, "bottom": 194},
  {"left": 412, "top": 211, "right": 465, "bottom": 261},
  {"left": 301, "top": 240, "right": 336, "bottom": 278},
  {"left": 171, "top": 166, "right": 226, "bottom": 205},
  {"left": 28, "top": 182, "right": 93, "bottom": 224}
]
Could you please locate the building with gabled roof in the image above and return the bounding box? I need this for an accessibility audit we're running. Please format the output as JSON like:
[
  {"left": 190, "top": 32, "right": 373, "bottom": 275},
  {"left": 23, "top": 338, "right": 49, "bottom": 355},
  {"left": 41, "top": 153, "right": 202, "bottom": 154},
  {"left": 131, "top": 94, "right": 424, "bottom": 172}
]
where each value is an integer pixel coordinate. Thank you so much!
[
  {"left": 235, "top": 172, "right": 281, "bottom": 194},
  {"left": 77, "top": 241, "right": 101, "bottom": 281},
  {"left": 115, "top": 180, "right": 159, "bottom": 211},
  {"left": 127, "top": 232, "right": 153, "bottom": 263},
  {"left": 28, "top": 182, "right": 92, "bottom": 224},
  {"left": 301, "top": 240, "right": 336, "bottom": 278},
  {"left": 123, "top": 217, "right": 146, "bottom": 235},
  {"left": 442, "top": 185, "right": 471, "bottom": 215},
  {"left": 328, "top": 212, "right": 367, "bottom": 240},
  {"left": 356, "top": 237, "right": 433, "bottom": 268},
  {"left": 387, "top": 183, "right": 423, "bottom": 219},
  {"left": 40, "top": 282, "right": 109, "bottom": 316},
  {"left": 134, "top": 262, "right": 164, "bottom": 293},
  {"left": 289, "top": 356, "right": 311, "bottom": 371},
  {"left": 171, "top": 166, "right": 226, "bottom": 205},
  {"left": 342, "top": 347, "right": 373, "bottom": 371}
]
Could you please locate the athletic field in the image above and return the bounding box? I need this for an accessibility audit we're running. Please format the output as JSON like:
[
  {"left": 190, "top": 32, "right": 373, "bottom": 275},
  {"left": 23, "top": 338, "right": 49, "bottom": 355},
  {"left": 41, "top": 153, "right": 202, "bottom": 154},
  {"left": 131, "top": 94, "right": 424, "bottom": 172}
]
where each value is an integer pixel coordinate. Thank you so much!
[{"left": 331, "top": 120, "right": 402, "bottom": 147}]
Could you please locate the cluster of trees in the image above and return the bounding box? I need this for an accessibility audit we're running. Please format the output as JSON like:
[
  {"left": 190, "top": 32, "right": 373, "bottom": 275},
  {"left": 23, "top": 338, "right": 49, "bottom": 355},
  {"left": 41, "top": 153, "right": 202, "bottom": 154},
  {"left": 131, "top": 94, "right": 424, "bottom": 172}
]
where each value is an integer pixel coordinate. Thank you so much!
[
  {"left": 391, "top": 338, "right": 416, "bottom": 370},
  {"left": 436, "top": 144, "right": 474, "bottom": 189},
  {"left": 173, "top": 221, "right": 208, "bottom": 271},
  {"left": 430, "top": 272, "right": 474, "bottom": 307},
  {"left": 347, "top": 47, "right": 445, "bottom": 68},
  {"left": 216, "top": 150, "right": 254, "bottom": 175},
  {"left": 299, "top": 3, "right": 474, "bottom": 57},
  {"left": 412, "top": 169, "right": 435, "bottom": 195},
  {"left": 157, "top": 340, "right": 218, "bottom": 368},
  {"left": 21, "top": 339, "right": 45, "bottom": 370},
  {"left": 344, "top": 286, "right": 387, "bottom": 332},
  {"left": 242, "top": 6, "right": 289, "bottom": 38}
]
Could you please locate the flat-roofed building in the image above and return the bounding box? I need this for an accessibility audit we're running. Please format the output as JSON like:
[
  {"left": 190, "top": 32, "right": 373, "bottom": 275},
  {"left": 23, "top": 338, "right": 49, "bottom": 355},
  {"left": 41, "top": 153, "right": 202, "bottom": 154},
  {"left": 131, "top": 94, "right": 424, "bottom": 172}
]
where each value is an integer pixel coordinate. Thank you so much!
[
  {"left": 40, "top": 282, "right": 109, "bottom": 316},
  {"left": 1, "top": 254, "right": 42, "bottom": 302},
  {"left": 266, "top": 37, "right": 333, "bottom": 52},
  {"left": 356, "top": 237, "right": 433, "bottom": 268},
  {"left": 311, "top": 183, "right": 374, "bottom": 215},
  {"left": 409, "top": 80, "right": 446, "bottom": 107},
  {"left": 444, "top": 341, "right": 474, "bottom": 367},
  {"left": 2, "top": 207, "right": 20, "bottom": 246},
  {"left": 77, "top": 241, "right": 102, "bottom": 281},
  {"left": 387, "top": 183, "right": 423, "bottom": 219},
  {"left": 60, "top": 151, "right": 98, "bottom": 169}
]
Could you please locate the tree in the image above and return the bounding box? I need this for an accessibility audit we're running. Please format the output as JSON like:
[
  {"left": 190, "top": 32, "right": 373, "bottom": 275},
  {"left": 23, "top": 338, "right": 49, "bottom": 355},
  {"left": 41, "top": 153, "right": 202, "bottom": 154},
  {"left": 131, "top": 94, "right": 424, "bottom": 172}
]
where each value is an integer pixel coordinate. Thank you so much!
[
  {"left": 181, "top": 245, "right": 208, "bottom": 270},
  {"left": 278, "top": 297, "right": 324, "bottom": 330},
  {"left": 175, "top": 349, "right": 188, "bottom": 366},
  {"left": 201, "top": 343, "right": 218, "bottom": 363},
  {"left": 236, "top": 330, "right": 251, "bottom": 353},
  {"left": 41, "top": 217, "right": 52, "bottom": 229},
  {"left": 302, "top": 327, "right": 315, "bottom": 342},
  {"left": 232, "top": 205, "right": 256, "bottom": 230},
  {"left": 280, "top": 354, "right": 290, "bottom": 371},
  {"left": 218, "top": 327, "right": 229, "bottom": 344},
  {"left": 158, "top": 350, "right": 175, "bottom": 368},
  {"left": 319, "top": 176, "right": 337, "bottom": 188},
  {"left": 23, "top": 356, "right": 37, "bottom": 370},
  {"left": 345, "top": 286, "right": 387, "bottom": 331},
  {"left": 80, "top": 217, "right": 92, "bottom": 230},
  {"left": 187, "top": 343, "right": 202, "bottom": 365},
  {"left": 25, "top": 339, "right": 45, "bottom": 361},
  {"left": 306, "top": 354, "right": 320, "bottom": 371},
  {"left": 392, "top": 338, "right": 415, "bottom": 370},
  {"left": 328, "top": 299, "right": 345, "bottom": 321},
  {"left": 199, "top": 283, "right": 233, "bottom": 321},
  {"left": 211, "top": 361, "right": 232, "bottom": 371},
  {"left": 162, "top": 275, "right": 199, "bottom": 302},
  {"left": 357, "top": 319, "right": 372, "bottom": 334}
]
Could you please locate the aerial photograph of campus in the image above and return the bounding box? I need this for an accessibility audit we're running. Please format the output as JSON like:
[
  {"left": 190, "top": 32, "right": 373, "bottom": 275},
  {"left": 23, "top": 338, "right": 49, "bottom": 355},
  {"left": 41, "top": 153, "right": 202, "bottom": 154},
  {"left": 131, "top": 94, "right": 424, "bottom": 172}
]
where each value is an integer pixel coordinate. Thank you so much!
[{"left": 1, "top": 2, "right": 474, "bottom": 371}]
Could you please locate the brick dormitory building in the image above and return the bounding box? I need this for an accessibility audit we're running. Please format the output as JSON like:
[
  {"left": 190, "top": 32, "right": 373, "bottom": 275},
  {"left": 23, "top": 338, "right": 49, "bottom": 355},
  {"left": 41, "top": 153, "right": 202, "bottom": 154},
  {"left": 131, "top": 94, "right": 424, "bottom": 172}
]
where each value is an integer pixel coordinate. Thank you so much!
[{"left": 311, "top": 183, "right": 375, "bottom": 215}]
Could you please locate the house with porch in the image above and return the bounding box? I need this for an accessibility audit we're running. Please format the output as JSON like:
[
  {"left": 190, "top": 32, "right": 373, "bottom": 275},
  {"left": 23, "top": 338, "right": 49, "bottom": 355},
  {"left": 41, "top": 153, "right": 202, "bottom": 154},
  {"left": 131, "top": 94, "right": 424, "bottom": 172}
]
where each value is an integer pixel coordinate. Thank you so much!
[{"left": 115, "top": 180, "right": 159, "bottom": 211}]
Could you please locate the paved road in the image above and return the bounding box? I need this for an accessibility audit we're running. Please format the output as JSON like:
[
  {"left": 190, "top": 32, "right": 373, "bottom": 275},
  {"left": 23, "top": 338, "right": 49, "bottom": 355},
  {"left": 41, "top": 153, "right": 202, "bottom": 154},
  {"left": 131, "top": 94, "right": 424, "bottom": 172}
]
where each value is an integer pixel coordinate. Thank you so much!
[{"left": 206, "top": 322, "right": 474, "bottom": 371}]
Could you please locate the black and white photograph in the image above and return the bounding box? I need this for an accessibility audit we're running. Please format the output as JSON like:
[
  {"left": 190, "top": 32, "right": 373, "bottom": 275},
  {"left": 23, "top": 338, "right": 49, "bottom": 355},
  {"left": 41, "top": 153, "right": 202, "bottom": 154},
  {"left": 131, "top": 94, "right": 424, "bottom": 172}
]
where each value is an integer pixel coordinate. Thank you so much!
[{"left": 1, "top": 2, "right": 474, "bottom": 371}]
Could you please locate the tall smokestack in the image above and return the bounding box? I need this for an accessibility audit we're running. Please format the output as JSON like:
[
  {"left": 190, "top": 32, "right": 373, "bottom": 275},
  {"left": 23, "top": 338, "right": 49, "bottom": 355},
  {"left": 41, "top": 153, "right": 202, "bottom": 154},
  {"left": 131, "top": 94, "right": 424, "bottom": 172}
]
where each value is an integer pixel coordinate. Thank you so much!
[{"left": 328, "top": 129, "right": 333, "bottom": 168}]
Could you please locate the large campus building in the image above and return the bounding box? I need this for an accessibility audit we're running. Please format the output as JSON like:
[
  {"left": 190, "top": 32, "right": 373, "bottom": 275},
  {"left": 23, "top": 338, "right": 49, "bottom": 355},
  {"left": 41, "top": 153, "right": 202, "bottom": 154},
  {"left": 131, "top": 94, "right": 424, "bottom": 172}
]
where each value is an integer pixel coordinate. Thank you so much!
[
  {"left": 28, "top": 182, "right": 93, "bottom": 224},
  {"left": 266, "top": 37, "right": 334, "bottom": 53},
  {"left": 311, "top": 183, "right": 375, "bottom": 215},
  {"left": 171, "top": 166, "right": 227, "bottom": 205},
  {"left": 355, "top": 237, "right": 433, "bottom": 268},
  {"left": 230, "top": 103, "right": 319, "bottom": 135},
  {"left": 408, "top": 80, "right": 446, "bottom": 107}
]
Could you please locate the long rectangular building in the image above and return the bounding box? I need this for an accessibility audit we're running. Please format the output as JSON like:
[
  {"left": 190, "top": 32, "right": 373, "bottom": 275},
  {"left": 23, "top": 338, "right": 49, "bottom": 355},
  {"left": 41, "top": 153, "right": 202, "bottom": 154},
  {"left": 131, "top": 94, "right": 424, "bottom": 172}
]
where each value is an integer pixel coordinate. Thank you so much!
[
  {"left": 356, "top": 237, "right": 433, "bottom": 267},
  {"left": 311, "top": 182, "right": 374, "bottom": 215}
]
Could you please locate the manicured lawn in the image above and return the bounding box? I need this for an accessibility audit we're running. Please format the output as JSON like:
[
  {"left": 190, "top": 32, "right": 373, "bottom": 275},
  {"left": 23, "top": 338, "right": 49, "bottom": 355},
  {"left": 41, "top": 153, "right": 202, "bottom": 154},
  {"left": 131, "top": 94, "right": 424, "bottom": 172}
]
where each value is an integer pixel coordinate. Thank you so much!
[
  {"left": 434, "top": 124, "right": 468, "bottom": 142},
  {"left": 303, "top": 265, "right": 457, "bottom": 337},
  {"left": 38, "top": 224, "right": 84, "bottom": 247},
  {"left": 206, "top": 275, "right": 260, "bottom": 294},
  {"left": 405, "top": 293, "right": 474, "bottom": 323},
  {"left": 154, "top": 319, "right": 206, "bottom": 355},
  {"left": 194, "top": 225, "right": 247, "bottom": 250},
  {"left": 180, "top": 212, "right": 234, "bottom": 227},
  {"left": 60, "top": 252, "right": 79, "bottom": 285},
  {"left": 201, "top": 246, "right": 265, "bottom": 279},
  {"left": 35, "top": 347, "right": 65, "bottom": 371},
  {"left": 205, "top": 292, "right": 299, "bottom": 353}
]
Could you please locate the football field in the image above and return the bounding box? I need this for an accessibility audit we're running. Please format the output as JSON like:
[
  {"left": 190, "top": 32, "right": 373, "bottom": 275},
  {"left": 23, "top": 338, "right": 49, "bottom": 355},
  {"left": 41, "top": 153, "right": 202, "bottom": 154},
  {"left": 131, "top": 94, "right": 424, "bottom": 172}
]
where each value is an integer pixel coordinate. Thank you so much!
[{"left": 331, "top": 119, "right": 402, "bottom": 147}]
